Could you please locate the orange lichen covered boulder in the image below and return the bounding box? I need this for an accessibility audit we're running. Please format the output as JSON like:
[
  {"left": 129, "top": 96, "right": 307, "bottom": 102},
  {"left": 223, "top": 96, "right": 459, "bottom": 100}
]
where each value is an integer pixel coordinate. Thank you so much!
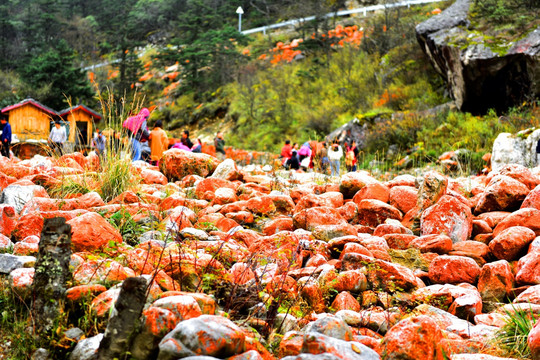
[{"left": 67, "top": 212, "right": 122, "bottom": 252}]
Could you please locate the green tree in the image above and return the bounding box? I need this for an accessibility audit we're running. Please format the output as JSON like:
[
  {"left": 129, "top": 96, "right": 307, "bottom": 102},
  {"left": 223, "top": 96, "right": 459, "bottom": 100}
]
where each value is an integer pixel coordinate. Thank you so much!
[{"left": 19, "top": 40, "right": 94, "bottom": 109}]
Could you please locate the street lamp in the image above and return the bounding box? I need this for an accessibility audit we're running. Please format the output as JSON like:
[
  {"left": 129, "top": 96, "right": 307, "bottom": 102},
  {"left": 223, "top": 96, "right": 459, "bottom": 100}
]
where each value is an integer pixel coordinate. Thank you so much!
[{"left": 236, "top": 6, "right": 244, "bottom": 32}]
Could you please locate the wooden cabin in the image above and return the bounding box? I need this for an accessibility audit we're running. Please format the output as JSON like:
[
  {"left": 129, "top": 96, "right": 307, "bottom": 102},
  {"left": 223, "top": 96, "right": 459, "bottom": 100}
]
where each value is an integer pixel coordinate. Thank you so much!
[
  {"left": 58, "top": 105, "right": 102, "bottom": 147},
  {"left": 0, "top": 98, "right": 59, "bottom": 141}
]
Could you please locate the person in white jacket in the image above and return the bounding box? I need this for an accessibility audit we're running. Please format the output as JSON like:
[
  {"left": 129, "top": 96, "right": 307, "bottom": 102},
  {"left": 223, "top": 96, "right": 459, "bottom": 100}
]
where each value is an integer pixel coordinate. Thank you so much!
[{"left": 327, "top": 141, "right": 343, "bottom": 177}]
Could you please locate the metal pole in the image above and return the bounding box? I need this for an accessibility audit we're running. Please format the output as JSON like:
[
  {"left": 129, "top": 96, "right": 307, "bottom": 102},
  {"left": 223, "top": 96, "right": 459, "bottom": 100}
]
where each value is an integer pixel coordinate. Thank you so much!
[{"left": 238, "top": 13, "right": 242, "bottom": 32}]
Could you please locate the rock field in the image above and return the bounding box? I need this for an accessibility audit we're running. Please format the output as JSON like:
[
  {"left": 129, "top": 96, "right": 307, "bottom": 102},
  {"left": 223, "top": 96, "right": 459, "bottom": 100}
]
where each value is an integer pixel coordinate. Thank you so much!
[{"left": 1, "top": 148, "right": 540, "bottom": 360}]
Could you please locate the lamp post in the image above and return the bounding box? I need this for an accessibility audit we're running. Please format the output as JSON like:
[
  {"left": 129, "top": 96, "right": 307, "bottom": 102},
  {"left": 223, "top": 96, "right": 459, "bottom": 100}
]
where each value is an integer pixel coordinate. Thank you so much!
[{"left": 236, "top": 6, "right": 244, "bottom": 32}]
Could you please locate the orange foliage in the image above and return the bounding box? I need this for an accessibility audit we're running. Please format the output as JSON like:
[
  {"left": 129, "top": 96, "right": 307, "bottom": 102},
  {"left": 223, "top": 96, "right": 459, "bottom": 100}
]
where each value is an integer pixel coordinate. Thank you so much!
[
  {"left": 88, "top": 72, "right": 96, "bottom": 83},
  {"left": 107, "top": 70, "right": 119, "bottom": 80},
  {"left": 139, "top": 72, "right": 153, "bottom": 82}
]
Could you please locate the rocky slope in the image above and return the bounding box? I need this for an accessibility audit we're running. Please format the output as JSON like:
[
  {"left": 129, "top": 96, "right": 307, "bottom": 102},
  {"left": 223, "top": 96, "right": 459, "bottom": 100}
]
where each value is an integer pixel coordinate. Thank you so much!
[
  {"left": 0, "top": 149, "right": 540, "bottom": 359},
  {"left": 416, "top": 0, "right": 540, "bottom": 114}
]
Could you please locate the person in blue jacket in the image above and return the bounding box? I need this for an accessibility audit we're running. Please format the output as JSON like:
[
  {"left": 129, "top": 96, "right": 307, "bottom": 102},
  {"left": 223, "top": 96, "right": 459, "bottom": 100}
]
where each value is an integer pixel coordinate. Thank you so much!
[{"left": 0, "top": 117, "right": 12, "bottom": 158}]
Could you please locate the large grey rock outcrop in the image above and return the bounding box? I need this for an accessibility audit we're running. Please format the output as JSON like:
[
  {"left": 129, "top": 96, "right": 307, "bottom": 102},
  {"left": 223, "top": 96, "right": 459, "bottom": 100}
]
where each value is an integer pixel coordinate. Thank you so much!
[
  {"left": 491, "top": 129, "right": 540, "bottom": 171},
  {"left": 0, "top": 184, "right": 46, "bottom": 214},
  {"left": 416, "top": 0, "right": 540, "bottom": 114}
]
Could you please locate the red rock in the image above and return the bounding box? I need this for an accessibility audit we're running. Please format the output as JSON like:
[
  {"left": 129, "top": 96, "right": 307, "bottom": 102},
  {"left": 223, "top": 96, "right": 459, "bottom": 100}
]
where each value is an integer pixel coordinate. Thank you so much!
[
  {"left": 337, "top": 201, "right": 358, "bottom": 223},
  {"left": 529, "top": 321, "right": 540, "bottom": 360},
  {"left": 373, "top": 223, "right": 410, "bottom": 237},
  {"left": 389, "top": 186, "right": 418, "bottom": 214},
  {"left": 245, "top": 196, "right": 276, "bottom": 216},
  {"left": 385, "top": 174, "right": 416, "bottom": 188},
  {"left": 339, "top": 242, "right": 374, "bottom": 259},
  {"left": 474, "top": 313, "right": 508, "bottom": 328},
  {"left": 232, "top": 229, "right": 262, "bottom": 248},
  {"left": 493, "top": 208, "right": 540, "bottom": 236},
  {"left": 294, "top": 193, "right": 340, "bottom": 213},
  {"left": 265, "top": 275, "right": 298, "bottom": 299},
  {"left": 12, "top": 241, "right": 38, "bottom": 256},
  {"left": 229, "top": 262, "right": 255, "bottom": 285},
  {"left": 262, "top": 217, "right": 294, "bottom": 236},
  {"left": 489, "top": 226, "right": 536, "bottom": 261},
  {"left": 139, "top": 168, "right": 168, "bottom": 185},
  {"left": 73, "top": 259, "right": 131, "bottom": 285},
  {"left": 67, "top": 212, "right": 122, "bottom": 252},
  {"left": 319, "top": 192, "right": 344, "bottom": 208},
  {"left": 226, "top": 211, "right": 253, "bottom": 225},
  {"left": 9, "top": 267, "right": 35, "bottom": 297},
  {"left": 514, "top": 284, "right": 540, "bottom": 304},
  {"left": 352, "top": 182, "right": 390, "bottom": 204},
  {"left": 152, "top": 295, "right": 203, "bottom": 321},
  {"left": 409, "top": 234, "right": 453, "bottom": 254},
  {"left": 420, "top": 195, "right": 473, "bottom": 243},
  {"left": 142, "top": 307, "right": 178, "bottom": 337},
  {"left": 0, "top": 205, "right": 17, "bottom": 237},
  {"left": 476, "top": 211, "right": 511, "bottom": 229},
  {"left": 339, "top": 171, "right": 378, "bottom": 199},
  {"left": 474, "top": 175, "right": 529, "bottom": 214},
  {"left": 416, "top": 171, "right": 448, "bottom": 211},
  {"left": 159, "top": 148, "right": 219, "bottom": 181},
  {"left": 382, "top": 315, "right": 446, "bottom": 360},
  {"left": 20, "top": 197, "right": 59, "bottom": 213},
  {"left": 195, "top": 178, "right": 236, "bottom": 201},
  {"left": 471, "top": 219, "right": 492, "bottom": 237},
  {"left": 305, "top": 254, "right": 328, "bottom": 268},
  {"left": 383, "top": 234, "right": 417, "bottom": 250},
  {"left": 342, "top": 253, "right": 418, "bottom": 291},
  {"left": 516, "top": 252, "right": 540, "bottom": 285},
  {"left": 290, "top": 187, "right": 314, "bottom": 203},
  {"left": 312, "top": 223, "right": 358, "bottom": 241},
  {"left": 0, "top": 233, "right": 12, "bottom": 249},
  {"left": 91, "top": 288, "right": 120, "bottom": 317},
  {"left": 12, "top": 213, "right": 44, "bottom": 242},
  {"left": 265, "top": 194, "right": 296, "bottom": 215},
  {"left": 497, "top": 163, "right": 540, "bottom": 190},
  {"left": 66, "top": 284, "right": 107, "bottom": 302},
  {"left": 412, "top": 284, "right": 482, "bottom": 320},
  {"left": 428, "top": 255, "right": 481, "bottom": 285},
  {"left": 62, "top": 192, "right": 105, "bottom": 210},
  {"left": 277, "top": 331, "right": 304, "bottom": 358},
  {"left": 321, "top": 269, "right": 367, "bottom": 293},
  {"left": 292, "top": 206, "right": 348, "bottom": 231},
  {"left": 356, "top": 199, "right": 402, "bottom": 227},
  {"left": 450, "top": 241, "right": 490, "bottom": 261},
  {"left": 331, "top": 291, "right": 360, "bottom": 312},
  {"left": 477, "top": 260, "right": 514, "bottom": 302},
  {"left": 213, "top": 188, "right": 238, "bottom": 205},
  {"left": 522, "top": 184, "right": 540, "bottom": 210},
  {"left": 109, "top": 190, "right": 141, "bottom": 204}
]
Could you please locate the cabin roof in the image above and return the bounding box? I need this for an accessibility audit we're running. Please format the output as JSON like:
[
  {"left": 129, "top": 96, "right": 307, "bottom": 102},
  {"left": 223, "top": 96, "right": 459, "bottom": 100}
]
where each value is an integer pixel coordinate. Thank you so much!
[
  {"left": 58, "top": 104, "right": 102, "bottom": 121},
  {"left": 1, "top": 98, "right": 59, "bottom": 116}
]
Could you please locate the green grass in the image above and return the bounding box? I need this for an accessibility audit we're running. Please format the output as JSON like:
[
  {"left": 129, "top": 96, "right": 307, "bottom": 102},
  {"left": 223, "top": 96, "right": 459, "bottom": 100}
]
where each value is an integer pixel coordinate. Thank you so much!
[{"left": 495, "top": 304, "right": 538, "bottom": 359}]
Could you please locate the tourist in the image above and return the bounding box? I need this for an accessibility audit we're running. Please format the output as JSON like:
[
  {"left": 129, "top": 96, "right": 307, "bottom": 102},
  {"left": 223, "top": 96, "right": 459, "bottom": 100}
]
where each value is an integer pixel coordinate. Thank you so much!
[
  {"left": 345, "top": 140, "right": 359, "bottom": 172},
  {"left": 214, "top": 132, "right": 226, "bottom": 160},
  {"left": 285, "top": 150, "right": 300, "bottom": 170},
  {"left": 48, "top": 120, "right": 67, "bottom": 156},
  {"left": 0, "top": 117, "right": 11, "bottom": 158},
  {"left": 182, "top": 130, "right": 193, "bottom": 148},
  {"left": 317, "top": 142, "right": 329, "bottom": 173},
  {"left": 192, "top": 138, "right": 203, "bottom": 153},
  {"left": 172, "top": 138, "right": 191, "bottom": 151},
  {"left": 280, "top": 139, "right": 293, "bottom": 164},
  {"left": 123, "top": 108, "right": 151, "bottom": 162},
  {"left": 298, "top": 141, "right": 311, "bottom": 162},
  {"left": 91, "top": 128, "right": 106, "bottom": 161},
  {"left": 328, "top": 141, "right": 343, "bottom": 177},
  {"left": 150, "top": 120, "right": 168, "bottom": 165}
]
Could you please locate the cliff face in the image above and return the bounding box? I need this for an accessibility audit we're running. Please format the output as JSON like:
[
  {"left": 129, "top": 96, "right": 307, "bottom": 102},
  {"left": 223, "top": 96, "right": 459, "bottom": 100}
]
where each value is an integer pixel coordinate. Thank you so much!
[{"left": 416, "top": 0, "right": 540, "bottom": 114}]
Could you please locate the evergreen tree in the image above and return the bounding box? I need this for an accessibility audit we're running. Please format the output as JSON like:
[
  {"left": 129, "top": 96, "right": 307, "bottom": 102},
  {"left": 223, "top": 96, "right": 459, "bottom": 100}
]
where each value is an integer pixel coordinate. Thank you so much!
[{"left": 19, "top": 40, "right": 94, "bottom": 109}]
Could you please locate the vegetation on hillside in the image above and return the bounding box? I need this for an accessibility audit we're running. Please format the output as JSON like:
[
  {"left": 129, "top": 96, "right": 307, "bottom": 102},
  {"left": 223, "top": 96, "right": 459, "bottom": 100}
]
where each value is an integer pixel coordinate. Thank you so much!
[{"left": 1, "top": 0, "right": 540, "bottom": 174}]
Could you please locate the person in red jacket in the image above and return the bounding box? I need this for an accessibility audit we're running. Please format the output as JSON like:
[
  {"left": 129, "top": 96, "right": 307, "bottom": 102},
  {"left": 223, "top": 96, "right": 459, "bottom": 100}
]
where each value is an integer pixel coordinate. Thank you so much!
[{"left": 280, "top": 139, "right": 293, "bottom": 165}]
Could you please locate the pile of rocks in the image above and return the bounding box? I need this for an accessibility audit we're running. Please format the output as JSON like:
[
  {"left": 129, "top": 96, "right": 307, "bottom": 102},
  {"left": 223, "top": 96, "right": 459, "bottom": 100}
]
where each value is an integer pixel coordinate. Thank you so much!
[{"left": 0, "top": 148, "right": 539, "bottom": 360}]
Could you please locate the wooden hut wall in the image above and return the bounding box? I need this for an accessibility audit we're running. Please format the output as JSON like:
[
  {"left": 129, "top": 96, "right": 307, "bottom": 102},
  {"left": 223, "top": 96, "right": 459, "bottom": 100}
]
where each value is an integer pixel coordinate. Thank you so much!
[
  {"left": 66, "top": 110, "right": 94, "bottom": 144},
  {"left": 9, "top": 104, "right": 52, "bottom": 141}
]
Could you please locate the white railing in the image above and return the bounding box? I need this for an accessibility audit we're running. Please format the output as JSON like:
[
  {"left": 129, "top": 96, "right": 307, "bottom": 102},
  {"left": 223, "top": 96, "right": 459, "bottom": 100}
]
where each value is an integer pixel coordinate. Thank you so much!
[{"left": 241, "top": 0, "right": 445, "bottom": 35}]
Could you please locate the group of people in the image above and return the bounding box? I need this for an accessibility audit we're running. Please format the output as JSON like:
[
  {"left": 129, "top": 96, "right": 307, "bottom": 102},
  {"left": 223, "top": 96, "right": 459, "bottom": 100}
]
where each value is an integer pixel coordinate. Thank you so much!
[
  {"left": 280, "top": 138, "right": 360, "bottom": 176},
  {"left": 123, "top": 108, "right": 227, "bottom": 164}
]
